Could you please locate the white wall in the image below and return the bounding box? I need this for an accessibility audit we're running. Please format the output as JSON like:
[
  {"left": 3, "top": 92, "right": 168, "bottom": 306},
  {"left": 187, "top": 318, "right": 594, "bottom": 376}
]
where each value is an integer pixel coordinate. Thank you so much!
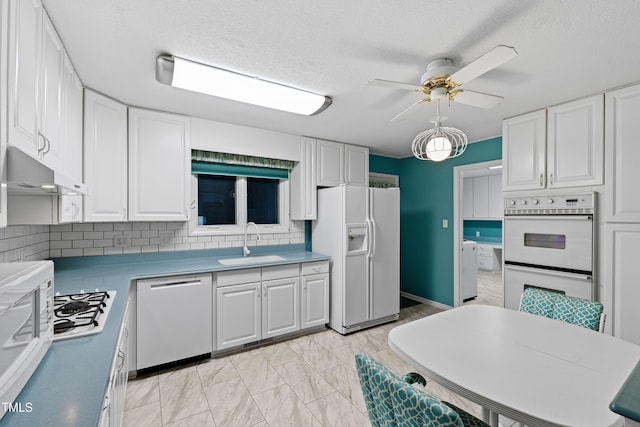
[
  {"left": 0, "top": 225, "right": 50, "bottom": 262},
  {"left": 49, "top": 220, "right": 305, "bottom": 258}
]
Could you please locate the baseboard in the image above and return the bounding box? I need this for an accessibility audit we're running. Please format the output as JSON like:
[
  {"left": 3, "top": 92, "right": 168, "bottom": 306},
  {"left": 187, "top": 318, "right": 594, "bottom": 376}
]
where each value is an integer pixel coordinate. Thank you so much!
[{"left": 401, "top": 291, "right": 453, "bottom": 311}]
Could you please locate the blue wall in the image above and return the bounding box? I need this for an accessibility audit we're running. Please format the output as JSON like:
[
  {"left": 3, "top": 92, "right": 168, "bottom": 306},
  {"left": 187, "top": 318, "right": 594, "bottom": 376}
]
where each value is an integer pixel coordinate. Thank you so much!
[
  {"left": 370, "top": 137, "right": 502, "bottom": 306},
  {"left": 463, "top": 220, "right": 502, "bottom": 242}
]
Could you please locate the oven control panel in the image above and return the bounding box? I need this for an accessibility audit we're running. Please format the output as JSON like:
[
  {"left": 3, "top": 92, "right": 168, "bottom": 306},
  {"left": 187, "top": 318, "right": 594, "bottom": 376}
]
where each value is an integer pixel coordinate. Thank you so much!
[{"left": 504, "top": 192, "right": 594, "bottom": 215}]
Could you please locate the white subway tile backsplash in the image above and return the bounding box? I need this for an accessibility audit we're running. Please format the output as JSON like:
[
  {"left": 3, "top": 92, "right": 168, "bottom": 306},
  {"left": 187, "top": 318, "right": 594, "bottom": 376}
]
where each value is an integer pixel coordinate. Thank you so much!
[
  {"left": 0, "top": 226, "right": 50, "bottom": 263},
  {"left": 0, "top": 220, "right": 306, "bottom": 261},
  {"left": 83, "top": 232, "right": 104, "bottom": 240},
  {"left": 93, "top": 223, "right": 114, "bottom": 231},
  {"left": 72, "top": 223, "right": 94, "bottom": 232}
]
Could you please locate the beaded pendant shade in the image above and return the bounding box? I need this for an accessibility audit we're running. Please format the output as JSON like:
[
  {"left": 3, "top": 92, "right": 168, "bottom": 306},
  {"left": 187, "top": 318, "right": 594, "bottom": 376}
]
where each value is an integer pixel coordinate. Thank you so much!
[{"left": 411, "top": 99, "right": 468, "bottom": 161}]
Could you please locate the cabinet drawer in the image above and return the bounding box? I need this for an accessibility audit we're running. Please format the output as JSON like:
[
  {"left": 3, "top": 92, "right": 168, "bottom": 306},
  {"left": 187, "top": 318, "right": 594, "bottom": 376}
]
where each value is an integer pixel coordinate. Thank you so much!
[
  {"left": 478, "top": 245, "right": 495, "bottom": 256},
  {"left": 301, "top": 261, "right": 329, "bottom": 276},
  {"left": 478, "top": 257, "right": 494, "bottom": 270},
  {"left": 262, "top": 264, "right": 300, "bottom": 281},
  {"left": 217, "top": 268, "right": 261, "bottom": 287}
]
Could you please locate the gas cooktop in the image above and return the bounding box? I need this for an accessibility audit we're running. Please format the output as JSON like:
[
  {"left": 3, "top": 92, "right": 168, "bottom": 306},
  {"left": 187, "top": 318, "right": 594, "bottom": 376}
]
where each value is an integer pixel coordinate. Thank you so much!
[{"left": 53, "top": 290, "right": 116, "bottom": 341}]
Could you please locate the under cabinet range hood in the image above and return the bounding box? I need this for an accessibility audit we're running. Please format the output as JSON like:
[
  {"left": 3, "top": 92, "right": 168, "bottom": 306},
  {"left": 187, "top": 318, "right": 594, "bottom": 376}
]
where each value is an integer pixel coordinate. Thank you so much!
[{"left": 6, "top": 147, "right": 88, "bottom": 195}]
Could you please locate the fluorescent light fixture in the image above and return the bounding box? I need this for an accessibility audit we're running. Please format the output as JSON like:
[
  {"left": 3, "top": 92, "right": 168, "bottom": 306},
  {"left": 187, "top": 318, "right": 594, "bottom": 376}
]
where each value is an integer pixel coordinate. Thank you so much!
[
  {"left": 156, "top": 55, "right": 332, "bottom": 115},
  {"left": 488, "top": 165, "right": 503, "bottom": 170}
]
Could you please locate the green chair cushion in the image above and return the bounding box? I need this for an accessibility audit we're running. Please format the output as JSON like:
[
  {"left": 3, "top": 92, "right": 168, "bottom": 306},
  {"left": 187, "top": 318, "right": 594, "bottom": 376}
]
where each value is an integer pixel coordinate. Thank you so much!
[
  {"left": 355, "top": 353, "right": 489, "bottom": 427},
  {"left": 519, "top": 287, "right": 603, "bottom": 331}
]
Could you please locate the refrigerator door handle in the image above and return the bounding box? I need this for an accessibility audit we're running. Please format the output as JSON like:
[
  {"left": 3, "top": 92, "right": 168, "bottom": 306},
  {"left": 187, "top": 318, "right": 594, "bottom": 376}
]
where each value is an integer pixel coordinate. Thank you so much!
[
  {"left": 370, "top": 216, "right": 377, "bottom": 258},
  {"left": 366, "top": 219, "right": 373, "bottom": 258}
]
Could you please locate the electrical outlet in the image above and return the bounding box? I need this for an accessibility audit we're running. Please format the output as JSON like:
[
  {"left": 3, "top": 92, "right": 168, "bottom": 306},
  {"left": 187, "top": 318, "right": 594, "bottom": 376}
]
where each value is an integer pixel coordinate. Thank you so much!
[
  {"left": 476, "top": 231, "right": 480, "bottom": 237},
  {"left": 113, "top": 234, "right": 131, "bottom": 247},
  {"left": 442, "top": 219, "right": 448, "bottom": 228}
]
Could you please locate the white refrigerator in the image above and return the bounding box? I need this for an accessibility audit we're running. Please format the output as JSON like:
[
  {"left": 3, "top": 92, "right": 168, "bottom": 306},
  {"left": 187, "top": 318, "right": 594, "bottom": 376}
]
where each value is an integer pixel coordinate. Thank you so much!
[{"left": 312, "top": 185, "right": 400, "bottom": 334}]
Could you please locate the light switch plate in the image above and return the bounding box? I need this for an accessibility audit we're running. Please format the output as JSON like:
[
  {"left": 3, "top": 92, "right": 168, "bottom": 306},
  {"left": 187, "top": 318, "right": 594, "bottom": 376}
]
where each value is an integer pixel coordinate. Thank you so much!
[{"left": 442, "top": 219, "right": 448, "bottom": 228}]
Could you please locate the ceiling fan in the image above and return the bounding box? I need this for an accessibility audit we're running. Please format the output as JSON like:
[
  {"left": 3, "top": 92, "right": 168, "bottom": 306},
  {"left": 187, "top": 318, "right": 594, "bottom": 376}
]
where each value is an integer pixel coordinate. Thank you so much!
[{"left": 369, "top": 45, "right": 518, "bottom": 121}]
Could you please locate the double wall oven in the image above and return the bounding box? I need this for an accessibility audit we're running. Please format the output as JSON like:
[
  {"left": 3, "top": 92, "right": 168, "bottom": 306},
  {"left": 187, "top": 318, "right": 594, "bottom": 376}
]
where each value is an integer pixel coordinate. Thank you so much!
[{"left": 503, "top": 192, "right": 595, "bottom": 310}]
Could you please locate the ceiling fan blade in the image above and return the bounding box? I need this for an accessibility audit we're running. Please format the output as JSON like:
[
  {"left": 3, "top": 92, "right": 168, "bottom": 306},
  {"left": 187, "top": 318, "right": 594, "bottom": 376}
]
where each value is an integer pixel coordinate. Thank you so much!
[
  {"left": 452, "top": 89, "right": 504, "bottom": 109},
  {"left": 368, "top": 78, "right": 423, "bottom": 91},
  {"left": 449, "top": 45, "right": 517, "bottom": 85},
  {"left": 390, "top": 97, "right": 430, "bottom": 122}
]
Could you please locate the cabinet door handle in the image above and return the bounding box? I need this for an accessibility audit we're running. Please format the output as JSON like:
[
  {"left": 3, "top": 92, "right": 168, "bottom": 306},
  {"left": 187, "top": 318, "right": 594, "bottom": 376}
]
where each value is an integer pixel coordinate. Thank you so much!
[
  {"left": 36, "top": 131, "right": 46, "bottom": 154},
  {"left": 539, "top": 173, "right": 544, "bottom": 187},
  {"left": 123, "top": 207, "right": 127, "bottom": 219},
  {"left": 549, "top": 173, "right": 553, "bottom": 186}
]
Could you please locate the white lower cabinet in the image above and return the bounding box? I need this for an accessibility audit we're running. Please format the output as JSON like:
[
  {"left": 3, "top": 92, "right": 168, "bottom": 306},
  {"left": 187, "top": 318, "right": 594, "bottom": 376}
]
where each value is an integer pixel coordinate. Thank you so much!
[
  {"left": 477, "top": 244, "right": 500, "bottom": 272},
  {"left": 607, "top": 224, "right": 640, "bottom": 345},
  {"left": 216, "top": 261, "right": 328, "bottom": 352},
  {"left": 216, "top": 281, "right": 262, "bottom": 350},
  {"left": 262, "top": 276, "right": 300, "bottom": 338},
  {"left": 100, "top": 298, "right": 129, "bottom": 427},
  {"left": 301, "top": 262, "right": 329, "bottom": 329}
]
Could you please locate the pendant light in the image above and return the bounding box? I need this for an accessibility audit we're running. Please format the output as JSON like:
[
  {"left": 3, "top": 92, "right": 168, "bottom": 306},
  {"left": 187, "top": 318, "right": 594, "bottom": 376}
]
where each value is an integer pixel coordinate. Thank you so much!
[{"left": 411, "top": 98, "right": 467, "bottom": 161}]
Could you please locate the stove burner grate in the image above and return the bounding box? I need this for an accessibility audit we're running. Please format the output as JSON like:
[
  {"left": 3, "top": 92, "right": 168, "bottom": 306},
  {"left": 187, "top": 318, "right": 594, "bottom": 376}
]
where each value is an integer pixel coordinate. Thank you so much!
[{"left": 53, "top": 291, "right": 110, "bottom": 335}]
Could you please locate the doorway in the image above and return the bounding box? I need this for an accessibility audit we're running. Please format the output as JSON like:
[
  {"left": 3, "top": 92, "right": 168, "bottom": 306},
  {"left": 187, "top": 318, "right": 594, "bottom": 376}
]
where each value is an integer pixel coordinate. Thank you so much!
[{"left": 453, "top": 160, "right": 503, "bottom": 308}]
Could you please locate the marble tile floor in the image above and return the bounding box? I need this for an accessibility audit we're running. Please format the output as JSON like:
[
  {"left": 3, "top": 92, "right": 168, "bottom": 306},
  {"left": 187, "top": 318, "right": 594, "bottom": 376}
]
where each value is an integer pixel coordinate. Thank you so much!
[
  {"left": 463, "top": 270, "right": 504, "bottom": 308},
  {"left": 124, "top": 302, "right": 512, "bottom": 427}
]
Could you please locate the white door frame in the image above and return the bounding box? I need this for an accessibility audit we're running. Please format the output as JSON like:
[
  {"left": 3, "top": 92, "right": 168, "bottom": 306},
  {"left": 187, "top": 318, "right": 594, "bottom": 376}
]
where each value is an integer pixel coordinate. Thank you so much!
[{"left": 453, "top": 159, "right": 502, "bottom": 307}]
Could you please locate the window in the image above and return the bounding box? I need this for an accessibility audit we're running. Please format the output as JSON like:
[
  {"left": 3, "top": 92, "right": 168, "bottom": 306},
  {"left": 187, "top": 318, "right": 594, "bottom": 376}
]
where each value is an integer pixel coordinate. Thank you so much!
[{"left": 190, "top": 174, "right": 290, "bottom": 236}]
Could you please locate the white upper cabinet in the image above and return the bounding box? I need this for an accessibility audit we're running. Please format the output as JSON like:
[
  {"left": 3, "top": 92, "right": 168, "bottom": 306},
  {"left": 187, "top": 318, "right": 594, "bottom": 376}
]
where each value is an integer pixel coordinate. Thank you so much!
[
  {"left": 502, "top": 109, "right": 546, "bottom": 191},
  {"left": 290, "top": 136, "right": 317, "bottom": 220},
  {"left": 487, "top": 174, "right": 503, "bottom": 219},
  {"left": 605, "top": 84, "right": 640, "bottom": 222},
  {"left": 7, "top": 0, "right": 84, "bottom": 180},
  {"left": 317, "top": 139, "right": 344, "bottom": 186},
  {"left": 547, "top": 95, "right": 604, "bottom": 188},
  {"left": 38, "top": 11, "right": 63, "bottom": 169},
  {"left": 463, "top": 174, "right": 502, "bottom": 220},
  {"left": 128, "top": 108, "right": 190, "bottom": 221},
  {"left": 62, "top": 53, "right": 83, "bottom": 183},
  {"left": 473, "top": 176, "right": 489, "bottom": 218},
  {"left": 503, "top": 95, "right": 604, "bottom": 192},
  {"left": 317, "top": 139, "right": 369, "bottom": 187},
  {"left": 462, "top": 178, "right": 474, "bottom": 219},
  {"left": 84, "top": 90, "right": 128, "bottom": 222},
  {"left": 345, "top": 144, "right": 369, "bottom": 186},
  {"left": 7, "top": 0, "right": 41, "bottom": 157}
]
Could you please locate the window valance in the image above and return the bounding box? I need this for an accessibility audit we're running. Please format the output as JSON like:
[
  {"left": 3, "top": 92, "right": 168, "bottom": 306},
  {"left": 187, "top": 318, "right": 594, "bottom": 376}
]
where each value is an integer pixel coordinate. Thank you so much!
[{"left": 191, "top": 150, "right": 293, "bottom": 180}]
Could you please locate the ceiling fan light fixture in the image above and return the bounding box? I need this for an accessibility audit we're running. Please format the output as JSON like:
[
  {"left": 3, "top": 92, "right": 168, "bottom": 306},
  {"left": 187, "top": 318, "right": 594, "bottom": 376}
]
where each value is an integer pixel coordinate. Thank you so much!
[
  {"left": 155, "top": 55, "right": 332, "bottom": 115},
  {"left": 412, "top": 126, "right": 467, "bottom": 162},
  {"left": 411, "top": 100, "right": 468, "bottom": 162}
]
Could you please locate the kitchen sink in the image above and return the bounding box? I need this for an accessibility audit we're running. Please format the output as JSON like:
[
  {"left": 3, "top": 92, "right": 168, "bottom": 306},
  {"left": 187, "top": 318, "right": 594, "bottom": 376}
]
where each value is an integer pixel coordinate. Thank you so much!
[{"left": 218, "top": 255, "right": 287, "bottom": 266}]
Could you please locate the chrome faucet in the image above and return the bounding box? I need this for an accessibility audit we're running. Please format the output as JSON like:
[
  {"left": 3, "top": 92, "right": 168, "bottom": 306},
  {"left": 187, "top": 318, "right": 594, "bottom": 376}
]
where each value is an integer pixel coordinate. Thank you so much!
[{"left": 243, "top": 222, "right": 261, "bottom": 256}]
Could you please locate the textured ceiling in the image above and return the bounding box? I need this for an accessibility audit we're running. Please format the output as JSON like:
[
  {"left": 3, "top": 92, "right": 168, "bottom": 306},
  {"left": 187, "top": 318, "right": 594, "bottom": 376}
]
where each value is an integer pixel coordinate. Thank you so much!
[{"left": 43, "top": 0, "right": 640, "bottom": 157}]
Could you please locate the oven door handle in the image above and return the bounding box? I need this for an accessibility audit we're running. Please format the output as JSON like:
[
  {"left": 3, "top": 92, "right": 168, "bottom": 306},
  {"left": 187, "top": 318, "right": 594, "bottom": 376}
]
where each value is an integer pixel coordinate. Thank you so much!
[{"left": 505, "top": 264, "right": 592, "bottom": 280}]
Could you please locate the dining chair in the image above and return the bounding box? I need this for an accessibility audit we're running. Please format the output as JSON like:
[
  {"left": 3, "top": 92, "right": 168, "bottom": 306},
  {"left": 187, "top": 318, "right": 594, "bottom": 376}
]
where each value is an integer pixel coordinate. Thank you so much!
[
  {"left": 518, "top": 287, "right": 605, "bottom": 332},
  {"left": 355, "top": 353, "right": 490, "bottom": 427}
]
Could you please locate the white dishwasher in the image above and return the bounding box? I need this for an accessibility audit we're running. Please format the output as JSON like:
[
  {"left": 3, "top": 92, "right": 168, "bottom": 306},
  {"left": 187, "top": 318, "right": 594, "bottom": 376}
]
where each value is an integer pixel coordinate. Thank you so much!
[{"left": 136, "top": 273, "right": 213, "bottom": 370}]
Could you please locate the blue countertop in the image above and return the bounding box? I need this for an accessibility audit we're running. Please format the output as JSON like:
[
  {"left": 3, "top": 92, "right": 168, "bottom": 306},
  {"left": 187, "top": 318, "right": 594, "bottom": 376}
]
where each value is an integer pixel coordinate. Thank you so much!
[
  {"left": 611, "top": 360, "right": 640, "bottom": 422},
  {"left": 463, "top": 236, "right": 503, "bottom": 246},
  {"left": 1, "top": 244, "right": 329, "bottom": 427}
]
